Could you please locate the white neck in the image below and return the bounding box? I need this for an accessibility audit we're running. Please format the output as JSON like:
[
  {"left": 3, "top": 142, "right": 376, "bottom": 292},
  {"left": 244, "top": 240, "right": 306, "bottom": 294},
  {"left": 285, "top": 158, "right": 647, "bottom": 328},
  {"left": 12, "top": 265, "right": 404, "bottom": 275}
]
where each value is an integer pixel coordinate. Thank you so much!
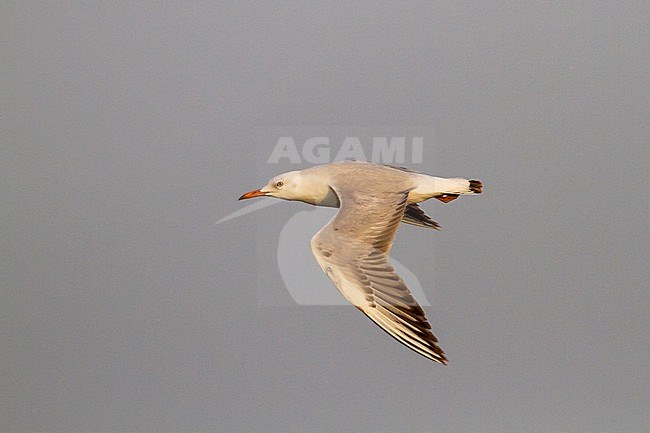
[{"left": 295, "top": 170, "right": 340, "bottom": 207}]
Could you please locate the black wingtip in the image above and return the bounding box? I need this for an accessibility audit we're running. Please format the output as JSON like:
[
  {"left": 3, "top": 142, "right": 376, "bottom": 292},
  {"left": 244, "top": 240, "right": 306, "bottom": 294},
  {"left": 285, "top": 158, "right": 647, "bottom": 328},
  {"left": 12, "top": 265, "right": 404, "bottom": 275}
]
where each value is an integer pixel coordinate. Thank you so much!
[{"left": 402, "top": 203, "right": 442, "bottom": 230}]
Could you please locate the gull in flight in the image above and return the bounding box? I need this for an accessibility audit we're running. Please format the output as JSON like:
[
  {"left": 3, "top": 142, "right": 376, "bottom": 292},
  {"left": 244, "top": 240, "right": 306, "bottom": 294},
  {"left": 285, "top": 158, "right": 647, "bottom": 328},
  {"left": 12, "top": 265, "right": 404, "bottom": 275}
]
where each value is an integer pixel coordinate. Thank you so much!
[{"left": 240, "top": 160, "right": 482, "bottom": 364}]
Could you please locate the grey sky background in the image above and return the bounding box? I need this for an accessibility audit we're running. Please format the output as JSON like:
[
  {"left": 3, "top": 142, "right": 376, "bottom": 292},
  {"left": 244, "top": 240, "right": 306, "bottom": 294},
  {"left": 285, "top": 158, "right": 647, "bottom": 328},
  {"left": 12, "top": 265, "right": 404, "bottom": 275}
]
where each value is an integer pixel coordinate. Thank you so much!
[{"left": 2, "top": 2, "right": 649, "bottom": 432}]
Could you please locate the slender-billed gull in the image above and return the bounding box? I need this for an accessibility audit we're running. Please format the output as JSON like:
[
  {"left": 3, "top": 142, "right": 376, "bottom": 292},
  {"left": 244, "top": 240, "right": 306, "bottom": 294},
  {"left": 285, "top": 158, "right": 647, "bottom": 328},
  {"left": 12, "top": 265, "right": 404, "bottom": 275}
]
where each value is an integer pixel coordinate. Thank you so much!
[{"left": 240, "top": 160, "right": 482, "bottom": 364}]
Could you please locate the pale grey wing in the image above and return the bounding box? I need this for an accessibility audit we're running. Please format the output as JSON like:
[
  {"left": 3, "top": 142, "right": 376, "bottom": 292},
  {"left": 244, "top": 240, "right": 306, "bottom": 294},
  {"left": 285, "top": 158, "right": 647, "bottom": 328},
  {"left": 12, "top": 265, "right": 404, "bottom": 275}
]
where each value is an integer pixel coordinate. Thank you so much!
[
  {"left": 311, "top": 187, "right": 447, "bottom": 364},
  {"left": 402, "top": 203, "right": 440, "bottom": 230},
  {"left": 314, "top": 187, "right": 412, "bottom": 254}
]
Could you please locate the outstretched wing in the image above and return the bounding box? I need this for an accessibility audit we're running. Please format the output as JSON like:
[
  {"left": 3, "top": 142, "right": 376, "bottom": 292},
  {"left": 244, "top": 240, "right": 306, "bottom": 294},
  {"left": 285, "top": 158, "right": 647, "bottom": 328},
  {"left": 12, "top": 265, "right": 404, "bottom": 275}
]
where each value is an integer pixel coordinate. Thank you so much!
[{"left": 310, "top": 187, "right": 447, "bottom": 364}]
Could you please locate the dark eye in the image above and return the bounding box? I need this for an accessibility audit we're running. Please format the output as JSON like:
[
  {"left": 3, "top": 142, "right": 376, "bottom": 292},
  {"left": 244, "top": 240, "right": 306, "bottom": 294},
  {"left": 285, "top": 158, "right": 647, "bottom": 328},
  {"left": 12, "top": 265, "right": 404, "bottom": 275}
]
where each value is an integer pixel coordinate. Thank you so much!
[{"left": 276, "top": 181, "right": 284, "bottom": 188}]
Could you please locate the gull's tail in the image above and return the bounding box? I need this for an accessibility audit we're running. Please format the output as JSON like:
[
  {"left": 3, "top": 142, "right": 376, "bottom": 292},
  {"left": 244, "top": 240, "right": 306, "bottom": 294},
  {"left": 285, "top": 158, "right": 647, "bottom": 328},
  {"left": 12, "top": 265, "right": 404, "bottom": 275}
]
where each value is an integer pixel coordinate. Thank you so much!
[{"left": 410, "top": 176, "right": 483, "bottom": 204}]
